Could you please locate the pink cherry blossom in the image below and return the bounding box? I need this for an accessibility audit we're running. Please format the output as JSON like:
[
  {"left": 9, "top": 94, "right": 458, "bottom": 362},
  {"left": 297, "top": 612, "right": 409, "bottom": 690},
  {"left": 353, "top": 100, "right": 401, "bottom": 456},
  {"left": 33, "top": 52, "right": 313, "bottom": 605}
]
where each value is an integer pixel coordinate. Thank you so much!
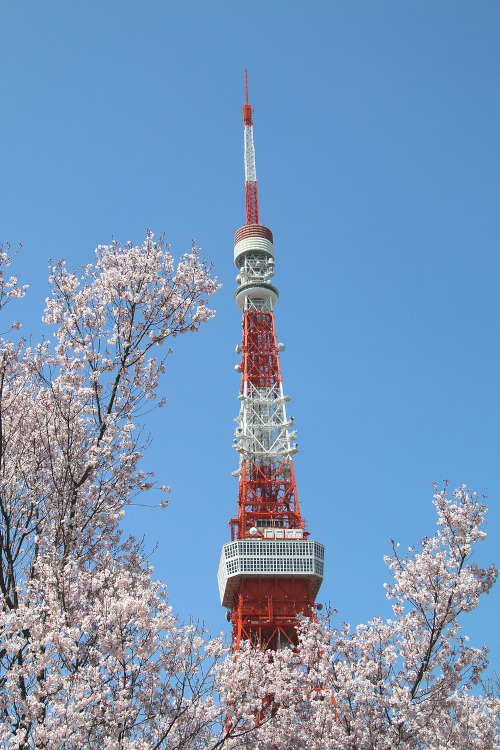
[{"left": 0, "top": 241, "right": 497, "bottom": 748}]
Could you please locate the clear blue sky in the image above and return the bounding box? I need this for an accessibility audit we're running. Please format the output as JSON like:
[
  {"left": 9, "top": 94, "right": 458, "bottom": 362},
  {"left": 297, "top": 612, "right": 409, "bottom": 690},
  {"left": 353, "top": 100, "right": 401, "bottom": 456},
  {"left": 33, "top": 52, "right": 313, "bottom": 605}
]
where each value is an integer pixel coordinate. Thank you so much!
[{"left": 1, "top": 1, "right": 499, "bottom": 675}]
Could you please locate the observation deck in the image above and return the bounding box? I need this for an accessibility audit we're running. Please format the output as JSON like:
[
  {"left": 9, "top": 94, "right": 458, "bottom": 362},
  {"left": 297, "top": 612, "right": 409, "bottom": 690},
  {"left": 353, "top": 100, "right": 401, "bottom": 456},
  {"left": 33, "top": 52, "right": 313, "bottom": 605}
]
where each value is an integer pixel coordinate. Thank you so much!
[{"left": 217, "top": 538, "right": 325, "bottom": 608}]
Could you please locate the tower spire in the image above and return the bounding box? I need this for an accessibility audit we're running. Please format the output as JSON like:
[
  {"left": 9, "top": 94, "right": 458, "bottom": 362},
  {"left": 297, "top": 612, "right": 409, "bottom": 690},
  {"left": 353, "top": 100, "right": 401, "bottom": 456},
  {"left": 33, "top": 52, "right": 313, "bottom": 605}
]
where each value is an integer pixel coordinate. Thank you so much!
[
  {"left": 243, "top": 70, "right": 259, "bottom": 225},
  {"left": 217, "top": 75, "right": 325, "bottom": 650}
]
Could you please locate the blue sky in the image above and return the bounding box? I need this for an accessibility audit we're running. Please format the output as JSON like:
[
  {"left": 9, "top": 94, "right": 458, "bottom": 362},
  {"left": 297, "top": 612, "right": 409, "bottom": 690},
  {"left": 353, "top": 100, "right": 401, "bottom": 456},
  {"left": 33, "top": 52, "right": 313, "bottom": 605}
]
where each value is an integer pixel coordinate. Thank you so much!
[{"left": 1, "top": 2, "right": 499, "bottom": 675}]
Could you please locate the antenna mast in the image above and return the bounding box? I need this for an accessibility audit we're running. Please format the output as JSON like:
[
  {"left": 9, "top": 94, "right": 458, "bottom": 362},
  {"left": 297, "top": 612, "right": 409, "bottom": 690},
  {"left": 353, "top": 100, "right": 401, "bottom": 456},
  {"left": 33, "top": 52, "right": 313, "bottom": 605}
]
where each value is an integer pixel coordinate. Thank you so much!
[{"left": 243, "top": 69, "right": 259, "bottom": 225}]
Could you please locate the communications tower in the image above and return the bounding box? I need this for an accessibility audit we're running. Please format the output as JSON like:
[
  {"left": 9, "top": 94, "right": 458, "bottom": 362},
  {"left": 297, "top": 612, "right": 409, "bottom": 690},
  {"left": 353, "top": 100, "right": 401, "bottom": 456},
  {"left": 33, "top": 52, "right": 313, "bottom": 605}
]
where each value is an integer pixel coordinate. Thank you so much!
[{"left": 217, "top": 72, "right": 325, "bottom": 649}]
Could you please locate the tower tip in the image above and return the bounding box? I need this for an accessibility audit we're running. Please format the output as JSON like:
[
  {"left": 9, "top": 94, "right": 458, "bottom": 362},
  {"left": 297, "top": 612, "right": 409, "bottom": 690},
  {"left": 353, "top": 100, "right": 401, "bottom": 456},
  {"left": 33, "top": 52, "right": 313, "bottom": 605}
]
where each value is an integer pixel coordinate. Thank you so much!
[{"left": 242, "top": 69, "right": 253, "bottom": 126}]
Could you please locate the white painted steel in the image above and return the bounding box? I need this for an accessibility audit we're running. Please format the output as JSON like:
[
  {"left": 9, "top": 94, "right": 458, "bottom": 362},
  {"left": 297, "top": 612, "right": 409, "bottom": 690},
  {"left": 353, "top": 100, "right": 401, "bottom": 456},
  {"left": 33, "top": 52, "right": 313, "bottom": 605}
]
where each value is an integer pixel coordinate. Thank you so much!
[
  {"left": 233, "top": 382, "right": 297, "bottom": 460},
  {"left": 245, "top": 298, "right": 273, "bottom": 312},
  {"left": 244, "top": 125, "right": 257, "bottom": 183},
  {"left": 234, "top": 236, "right": 275, "bottom": 265},
  {"left": 234, "top": 239, "right": 277, "bottom": 311},
  {"left": 217, "top": 539, "right": 325, "bottom": 607},
  {"left": 236, "top": 253, "right": 275, "bottom": 284},
  {"left": 235, "top": 283, "right": 278, "bottom": 310}
]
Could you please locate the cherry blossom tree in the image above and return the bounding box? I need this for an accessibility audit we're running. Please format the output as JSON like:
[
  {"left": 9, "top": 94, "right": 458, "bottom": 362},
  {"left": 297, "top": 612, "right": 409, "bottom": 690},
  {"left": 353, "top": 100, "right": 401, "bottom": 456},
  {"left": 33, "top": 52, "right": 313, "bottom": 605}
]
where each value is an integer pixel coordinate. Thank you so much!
[
  {"left": 219, "top": 486, "right": 499, "bottom": 749},
  {"left": 0, "top": 237, "right": 230, "bottom": 749},
  {"left": 0, "top": 240, "right": 498, "bottom": 749}
]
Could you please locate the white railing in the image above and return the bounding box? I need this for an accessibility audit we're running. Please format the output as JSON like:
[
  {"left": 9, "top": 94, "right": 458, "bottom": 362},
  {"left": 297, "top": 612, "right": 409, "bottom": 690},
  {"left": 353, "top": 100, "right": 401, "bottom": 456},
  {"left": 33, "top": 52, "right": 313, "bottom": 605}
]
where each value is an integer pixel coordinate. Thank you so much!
[{"left": 217, "top": 538, "right": 324, "bottom": 607}]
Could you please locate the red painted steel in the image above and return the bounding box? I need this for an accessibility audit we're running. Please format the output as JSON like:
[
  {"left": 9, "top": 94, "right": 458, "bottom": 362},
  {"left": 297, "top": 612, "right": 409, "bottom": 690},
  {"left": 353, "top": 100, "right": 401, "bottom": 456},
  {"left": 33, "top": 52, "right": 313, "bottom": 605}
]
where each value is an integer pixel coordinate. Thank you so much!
[
  {"left": 245, "top": 182, "right": 260, "bottom": 226},
  {"left": 243, "top": 69, "right": 253, "bottom": 126},
  {"left": 229, "top": 309, "right": 312, "bottom": 646},
  {"left": 234, "top": 224, "right": 273, "bottom": 245},
  {"left": 232, "top": 578, "right": 314, "bottom": 649}
]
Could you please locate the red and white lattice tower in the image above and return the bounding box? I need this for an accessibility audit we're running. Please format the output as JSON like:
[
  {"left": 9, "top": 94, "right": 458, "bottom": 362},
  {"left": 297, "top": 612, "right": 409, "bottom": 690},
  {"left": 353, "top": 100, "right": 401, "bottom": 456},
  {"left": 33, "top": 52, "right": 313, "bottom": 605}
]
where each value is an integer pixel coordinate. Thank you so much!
[{"left": 217, "top": 72, "right": 325, "bottom": 649}]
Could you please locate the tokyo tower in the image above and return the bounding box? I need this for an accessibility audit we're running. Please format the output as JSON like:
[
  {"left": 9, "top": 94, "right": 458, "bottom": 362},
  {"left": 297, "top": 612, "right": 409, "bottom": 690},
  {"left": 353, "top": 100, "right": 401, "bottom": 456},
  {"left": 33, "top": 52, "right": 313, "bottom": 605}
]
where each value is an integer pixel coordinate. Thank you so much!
[{"left": 217, "top": 72, "right": 325, "bottom": 649}]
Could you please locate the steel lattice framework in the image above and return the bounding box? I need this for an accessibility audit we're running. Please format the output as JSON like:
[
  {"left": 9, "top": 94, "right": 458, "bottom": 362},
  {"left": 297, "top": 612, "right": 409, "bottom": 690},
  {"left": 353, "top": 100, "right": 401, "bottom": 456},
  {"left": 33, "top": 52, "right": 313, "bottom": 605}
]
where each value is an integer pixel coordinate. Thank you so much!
[{"left": 217, "top": 72, "right": 325, "bottom": 650}]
